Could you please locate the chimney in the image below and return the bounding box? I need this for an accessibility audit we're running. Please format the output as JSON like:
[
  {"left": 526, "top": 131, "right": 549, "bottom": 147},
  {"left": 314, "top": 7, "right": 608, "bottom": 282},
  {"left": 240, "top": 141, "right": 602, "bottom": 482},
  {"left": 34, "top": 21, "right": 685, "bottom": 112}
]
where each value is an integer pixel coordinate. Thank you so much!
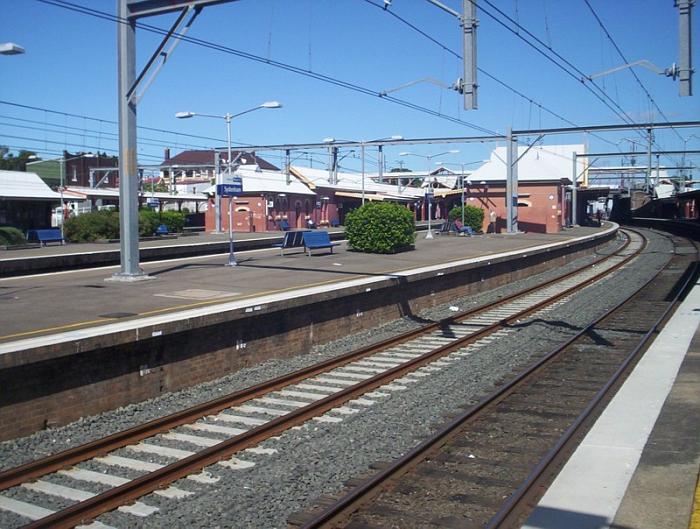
[{"left": 164, "top": 148, "right": 171, "bottom": 161}]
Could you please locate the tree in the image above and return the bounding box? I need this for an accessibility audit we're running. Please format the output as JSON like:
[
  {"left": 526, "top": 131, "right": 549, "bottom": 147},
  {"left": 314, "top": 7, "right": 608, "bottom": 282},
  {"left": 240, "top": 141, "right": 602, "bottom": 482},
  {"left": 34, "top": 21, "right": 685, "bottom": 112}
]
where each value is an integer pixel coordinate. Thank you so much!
[{"left": 0, "top": 146, "right": 38, "bottom": 171}]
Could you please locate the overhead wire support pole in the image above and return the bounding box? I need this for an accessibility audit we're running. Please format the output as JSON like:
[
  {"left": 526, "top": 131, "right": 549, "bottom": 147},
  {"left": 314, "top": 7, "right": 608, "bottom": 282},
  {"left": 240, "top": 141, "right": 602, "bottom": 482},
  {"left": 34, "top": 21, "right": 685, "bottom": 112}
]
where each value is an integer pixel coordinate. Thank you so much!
[
  {"left": 112, "top": 0, "right": 145, "bottom": 281},
  {"left": 462, "top": 0, "right": 477, "bottom": 109},
  {"left": 677, "top": 0, "right": 694, "bottom": 96},
  {"left": 113, "top": 0, "right": 240, "bottom": 281}
]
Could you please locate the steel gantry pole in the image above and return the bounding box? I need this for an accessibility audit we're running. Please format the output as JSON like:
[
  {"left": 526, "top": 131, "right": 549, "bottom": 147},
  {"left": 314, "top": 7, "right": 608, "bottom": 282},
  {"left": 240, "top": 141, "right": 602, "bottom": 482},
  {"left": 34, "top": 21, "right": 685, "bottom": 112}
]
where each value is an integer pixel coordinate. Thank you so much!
[
  {"left": 113, "top": 0, "right": 146, "bottom": 281},
  {"left": 506, "top": 127, "right": 519, "bottom": 233},
  {"left": 462, "top": 0, "right": 477, "bottom": 109},
  {"left": 572, "top": 153, "right": 578, "bottom": 227},
  {"left": 678, "top": 0, "right": 694, "bottom": 96}
]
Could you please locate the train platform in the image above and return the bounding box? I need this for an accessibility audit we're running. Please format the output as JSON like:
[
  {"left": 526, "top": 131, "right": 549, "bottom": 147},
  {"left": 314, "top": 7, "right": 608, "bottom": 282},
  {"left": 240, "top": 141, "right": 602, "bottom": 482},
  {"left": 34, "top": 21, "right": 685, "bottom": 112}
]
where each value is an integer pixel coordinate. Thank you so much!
[
  {"left": 524, "top": 281, "right": 700, "bottom": 529},
  {"left": 0, "top": 223, "right": 619, "bottom": 440},
  {"left": 0, "top": 224, "right": 610, "bottom": 350}
]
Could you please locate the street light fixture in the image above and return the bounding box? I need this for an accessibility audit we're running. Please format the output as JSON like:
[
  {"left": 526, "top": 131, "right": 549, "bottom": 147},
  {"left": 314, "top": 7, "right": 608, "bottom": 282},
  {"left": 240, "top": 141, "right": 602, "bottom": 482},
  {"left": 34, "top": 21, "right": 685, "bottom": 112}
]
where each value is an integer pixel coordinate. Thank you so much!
[
  {"left": 176, "top": 101, "right": 282, "bottom": 266},
  {"left": 400, "top": 150, "right": 460, "bottom": 238},
  {"left": 0, "top": 42, "right": 25, "bottom": 55}
]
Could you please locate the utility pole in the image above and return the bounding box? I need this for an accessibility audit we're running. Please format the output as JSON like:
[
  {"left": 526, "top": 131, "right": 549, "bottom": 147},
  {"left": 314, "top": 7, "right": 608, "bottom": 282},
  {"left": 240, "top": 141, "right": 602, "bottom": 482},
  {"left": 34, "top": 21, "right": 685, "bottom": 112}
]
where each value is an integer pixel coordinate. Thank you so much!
[
  {"left": 647, "top": 128, "right": 653, "bottom": 192},
  {"left": 462, "top": 0, "right": 478, "bottom": 109},
  {"left": 506, "top": 127, "right": 518, "bottom": 233},
  {"left": 677, "top": 0, "right": 694, "bottom": 96},
  {"left": 114, "top": 0, "right": 143, "bottom": 280}
]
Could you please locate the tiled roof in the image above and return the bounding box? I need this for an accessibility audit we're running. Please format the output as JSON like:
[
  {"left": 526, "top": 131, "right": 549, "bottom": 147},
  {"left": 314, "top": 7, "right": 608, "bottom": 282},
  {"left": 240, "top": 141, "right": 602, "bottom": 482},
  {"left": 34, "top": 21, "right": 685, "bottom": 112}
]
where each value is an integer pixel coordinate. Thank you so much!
[{"left": 162, "top": 150, "right": 279, "bottom": 171}]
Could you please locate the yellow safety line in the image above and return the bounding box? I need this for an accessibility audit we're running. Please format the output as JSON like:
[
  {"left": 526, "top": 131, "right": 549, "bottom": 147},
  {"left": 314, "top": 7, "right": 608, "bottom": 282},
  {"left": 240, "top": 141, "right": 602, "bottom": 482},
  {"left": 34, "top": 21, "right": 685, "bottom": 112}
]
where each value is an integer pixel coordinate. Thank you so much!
[
  {"left": 0, "top": 249, "right": 495, "bottom": 343},
  {"left": 690, "top": 469, "right": 700, "bottom": 529}
]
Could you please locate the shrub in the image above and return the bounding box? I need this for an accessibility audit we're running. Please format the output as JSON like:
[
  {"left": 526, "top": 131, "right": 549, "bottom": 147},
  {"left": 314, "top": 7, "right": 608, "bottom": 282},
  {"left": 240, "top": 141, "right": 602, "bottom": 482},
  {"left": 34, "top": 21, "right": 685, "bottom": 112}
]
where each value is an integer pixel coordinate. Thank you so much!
[
  {"left": 139, "top": 209, "right": 185, "bottom": 234},
  {"left": 448, "top": 205, "right": 484, "bottom": 232},
  {"left": 64, "top": 210, "right": 120, "bottom": 242},
  {"left": 0, "top": 226, "right": 26, "bottom": 246},
  {"left": 345, "top": 202, "right": 415, "bottom": 254}
]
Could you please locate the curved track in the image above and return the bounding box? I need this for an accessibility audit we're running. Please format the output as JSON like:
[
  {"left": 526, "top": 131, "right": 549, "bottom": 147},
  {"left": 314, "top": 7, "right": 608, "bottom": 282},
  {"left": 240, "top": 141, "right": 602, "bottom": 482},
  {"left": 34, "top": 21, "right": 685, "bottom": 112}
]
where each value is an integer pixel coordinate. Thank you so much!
[{"left": 290, "top": 230, "right": 697, "bottom": 529}]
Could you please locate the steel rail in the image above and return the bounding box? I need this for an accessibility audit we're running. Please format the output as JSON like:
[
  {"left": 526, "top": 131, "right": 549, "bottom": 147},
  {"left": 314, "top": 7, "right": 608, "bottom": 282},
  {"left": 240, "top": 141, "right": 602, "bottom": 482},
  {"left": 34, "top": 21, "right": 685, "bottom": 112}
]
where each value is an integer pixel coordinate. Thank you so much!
[
  {"left": 486, "top": 236, "right": 700, "bottom": 529},
  {"left": 0, "top": 231, "right": 629, "bottom": 493},
  {"left": 22, "top": 231, "right": 642, "bottom": 529},
  {"left": 295, "top": 230, "right": 671, "bottom": 529}
]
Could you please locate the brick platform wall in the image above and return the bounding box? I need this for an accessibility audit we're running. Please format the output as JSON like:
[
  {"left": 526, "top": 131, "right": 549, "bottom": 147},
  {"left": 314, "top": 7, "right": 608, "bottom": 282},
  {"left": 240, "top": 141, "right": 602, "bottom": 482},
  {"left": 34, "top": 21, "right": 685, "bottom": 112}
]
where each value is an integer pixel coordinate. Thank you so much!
[{"left": 0, "top": 234, "right": 613, "bottom": 440}]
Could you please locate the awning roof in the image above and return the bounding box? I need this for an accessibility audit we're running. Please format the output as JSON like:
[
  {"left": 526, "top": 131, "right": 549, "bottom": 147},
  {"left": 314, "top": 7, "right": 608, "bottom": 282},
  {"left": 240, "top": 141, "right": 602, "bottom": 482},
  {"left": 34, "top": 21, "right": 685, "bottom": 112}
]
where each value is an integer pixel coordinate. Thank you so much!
[
  {"left": 0, "top": 170, "right": 63, "bottom": 200},
  {"left": 65, "top": 186, "right": 208, "bottom": 201}
]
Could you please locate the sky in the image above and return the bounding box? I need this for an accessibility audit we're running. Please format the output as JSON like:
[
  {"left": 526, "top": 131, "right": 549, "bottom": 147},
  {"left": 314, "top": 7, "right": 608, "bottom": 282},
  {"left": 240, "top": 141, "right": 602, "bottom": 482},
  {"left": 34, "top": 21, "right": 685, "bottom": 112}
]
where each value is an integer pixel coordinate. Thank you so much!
[{"left": 1, "top": 0, "right": 698, "bottom": 179}]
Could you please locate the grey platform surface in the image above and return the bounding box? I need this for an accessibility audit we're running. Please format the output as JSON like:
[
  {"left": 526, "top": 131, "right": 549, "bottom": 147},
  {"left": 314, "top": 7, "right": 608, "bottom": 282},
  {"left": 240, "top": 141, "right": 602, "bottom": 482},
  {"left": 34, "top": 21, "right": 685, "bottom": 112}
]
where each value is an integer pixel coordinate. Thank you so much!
[
  {"left": 523, "top": 282, "right": 700, "bottom": 529},
  {"left": 0, "top": 226, "right": 604, "bottom": 348}
]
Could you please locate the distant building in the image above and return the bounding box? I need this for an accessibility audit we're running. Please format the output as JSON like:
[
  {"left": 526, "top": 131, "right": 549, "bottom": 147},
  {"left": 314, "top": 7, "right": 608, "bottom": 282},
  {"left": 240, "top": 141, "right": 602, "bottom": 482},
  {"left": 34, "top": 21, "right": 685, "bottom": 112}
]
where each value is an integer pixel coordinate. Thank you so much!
[
  {"left": 26, "top": 151, "right": 119, "bottom": 189},
  {"left": 0, "top": 170, "right": 62, "bottom": 230}
]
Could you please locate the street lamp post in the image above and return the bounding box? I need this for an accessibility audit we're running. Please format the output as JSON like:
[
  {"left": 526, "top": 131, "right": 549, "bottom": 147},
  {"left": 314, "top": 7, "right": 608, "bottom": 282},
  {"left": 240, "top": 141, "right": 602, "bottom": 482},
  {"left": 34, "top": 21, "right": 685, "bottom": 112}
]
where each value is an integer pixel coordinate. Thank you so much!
[
  {"left": 400, "top": 150, "right": 459, "bottom": 238},
  {"left": 176, "top": 101, "right": 281, "bottom": 266}
]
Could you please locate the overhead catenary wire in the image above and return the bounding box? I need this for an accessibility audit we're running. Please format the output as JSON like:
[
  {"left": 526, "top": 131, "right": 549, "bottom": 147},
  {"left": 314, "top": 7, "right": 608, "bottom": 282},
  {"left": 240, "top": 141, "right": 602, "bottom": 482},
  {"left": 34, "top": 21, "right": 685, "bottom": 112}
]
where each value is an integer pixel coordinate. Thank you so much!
[
  {"left": 582, "top": 0, "right": 684, "bottom": 145},
  {"left": 361, "top": 0, "right": 618, "bottom": 146},
  {"left": 37, "top": 0, "right": 501, "bottom": 137}
]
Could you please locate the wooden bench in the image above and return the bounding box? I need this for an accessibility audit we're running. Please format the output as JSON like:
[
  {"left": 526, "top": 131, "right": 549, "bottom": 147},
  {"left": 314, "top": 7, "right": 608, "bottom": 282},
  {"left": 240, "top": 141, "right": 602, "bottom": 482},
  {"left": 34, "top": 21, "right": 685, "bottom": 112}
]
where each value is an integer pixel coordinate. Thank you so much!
[
  {"left": 302, "top": 230, "right": 340, "bottom": 256},
  {"left": 272, "top": 230, "right": 309, "bottom": 256},
  {"left": 26, "top": 228, "right": 64, "bottom": 246}
]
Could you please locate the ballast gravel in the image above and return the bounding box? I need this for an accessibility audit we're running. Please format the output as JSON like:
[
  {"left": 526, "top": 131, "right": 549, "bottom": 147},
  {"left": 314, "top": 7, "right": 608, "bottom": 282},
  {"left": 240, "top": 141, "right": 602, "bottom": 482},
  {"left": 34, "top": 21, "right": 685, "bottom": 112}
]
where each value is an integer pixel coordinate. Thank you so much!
[{"left": 0, "top": 229, "right": 675, "bottom": 529}]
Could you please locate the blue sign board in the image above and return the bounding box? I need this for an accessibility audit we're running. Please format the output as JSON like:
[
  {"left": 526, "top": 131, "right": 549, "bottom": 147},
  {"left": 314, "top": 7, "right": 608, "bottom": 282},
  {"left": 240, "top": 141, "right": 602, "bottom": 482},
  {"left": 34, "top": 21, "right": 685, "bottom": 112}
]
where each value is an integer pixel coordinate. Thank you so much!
[{"left": 217, "top": 177, "right": 242, "bottom": 197}]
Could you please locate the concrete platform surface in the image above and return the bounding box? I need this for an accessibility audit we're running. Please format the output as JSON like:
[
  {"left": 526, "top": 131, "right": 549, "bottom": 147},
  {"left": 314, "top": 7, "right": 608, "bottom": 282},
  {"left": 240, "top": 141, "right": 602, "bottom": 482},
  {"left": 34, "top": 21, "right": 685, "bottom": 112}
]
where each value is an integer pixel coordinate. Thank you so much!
[
  {"left": 523, "top": 281, "right": 700, "bottom": 529},
  {"left": 0, "top": 226, "right": 605, "bottom": 349}
]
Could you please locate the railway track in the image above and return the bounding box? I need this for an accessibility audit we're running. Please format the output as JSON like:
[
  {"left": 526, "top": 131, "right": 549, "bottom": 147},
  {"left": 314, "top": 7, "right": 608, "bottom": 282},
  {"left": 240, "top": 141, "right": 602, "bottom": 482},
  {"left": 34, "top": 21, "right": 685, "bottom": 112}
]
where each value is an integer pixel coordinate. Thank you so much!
[
  {"left": 0, "top": 229, "right": 645, "bottom": 528},
  {"left": 289, "top": 231, "right": 697, "bottom": 529}
]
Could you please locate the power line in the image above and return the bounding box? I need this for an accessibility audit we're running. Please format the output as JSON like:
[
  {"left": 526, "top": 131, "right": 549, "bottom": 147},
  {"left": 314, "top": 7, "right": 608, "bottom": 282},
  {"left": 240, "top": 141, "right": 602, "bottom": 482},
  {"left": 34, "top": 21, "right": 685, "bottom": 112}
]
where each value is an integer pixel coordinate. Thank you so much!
[
  {"left": 582, "top": 0, "right": 684, "bottom": 143},
  {"left": 38, "top": 0, "right": 501, "bottom": 136},
  {"left": 472, "top": 0, "right": 645, "bottom": 131},
  {"left": 363, "top": 0, "right": 618, "bottom": 147}
]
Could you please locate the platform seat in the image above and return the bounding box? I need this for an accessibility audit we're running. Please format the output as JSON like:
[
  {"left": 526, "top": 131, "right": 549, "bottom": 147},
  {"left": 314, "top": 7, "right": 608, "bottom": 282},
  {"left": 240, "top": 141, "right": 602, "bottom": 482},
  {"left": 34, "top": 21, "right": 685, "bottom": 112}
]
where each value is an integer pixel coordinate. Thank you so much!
[
  {"left": 302, "top": 230, "right": 340, "bottom": 256},
  {"left": 26, "top": 228, "right": 64, "bottom": 246},
  {"left": 272, "top": 230, "right": 310, "bottom": 256},
  {"left": 435, "top": 221, "right": 455, "bottom": 236},
  {"left": 155, "top": 224, "right": 169, "bottom": 236},
  {"left": 278, "top": 219, "right": 290, "bottom": 231}
]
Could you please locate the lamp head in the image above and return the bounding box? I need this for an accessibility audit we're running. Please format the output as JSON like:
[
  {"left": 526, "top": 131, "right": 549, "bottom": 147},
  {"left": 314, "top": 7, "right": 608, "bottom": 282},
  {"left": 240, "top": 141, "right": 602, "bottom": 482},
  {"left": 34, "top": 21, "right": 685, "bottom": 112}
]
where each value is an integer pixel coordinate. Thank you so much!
[
  {"left": 175, "top": 111, "right": 195, "bottom": 119},
  {"left": 323, "top": 137, "right": 336, "bottom": 144},
  {"left": 261, "top": 101, "right": 282, "bottom": 109},
  {"left": 448, "top": 149, "right": 460, "bottom": 154},
  {"left": 399, "top": 152, "right": 412, "bottom": 156},
  {"left": 390, "top": 135, "right": 403, "bottom": 140}
]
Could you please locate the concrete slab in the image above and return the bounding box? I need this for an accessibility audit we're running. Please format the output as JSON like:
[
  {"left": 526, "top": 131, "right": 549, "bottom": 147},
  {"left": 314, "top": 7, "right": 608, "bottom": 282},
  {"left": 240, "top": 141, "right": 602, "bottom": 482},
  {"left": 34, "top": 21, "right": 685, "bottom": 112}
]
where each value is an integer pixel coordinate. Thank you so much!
[{"left": 523, "top": 281, "right": 700, "bottom": 529}]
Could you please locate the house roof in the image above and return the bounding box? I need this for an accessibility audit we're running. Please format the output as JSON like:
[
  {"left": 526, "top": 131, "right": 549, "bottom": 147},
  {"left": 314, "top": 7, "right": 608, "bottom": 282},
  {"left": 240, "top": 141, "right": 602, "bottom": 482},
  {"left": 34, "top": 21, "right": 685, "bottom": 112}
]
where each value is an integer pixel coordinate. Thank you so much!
[
  {"left": 467, "top": 144, "right": 585, "bottom": 184},
  {"left": 64, "top": 186, "right": 208, "bottom": 201},
  {"left": 203, "top": 167, "right": 316, "bottom": 196},
  {"left": 290, "top": 166, "right": 423, "bottom": 199},
  {"left": 163, "top": 150, "right": 279, "bottom": 171},
  {"left": 0, "top": 170, "right": 63, "bottom": 200}
]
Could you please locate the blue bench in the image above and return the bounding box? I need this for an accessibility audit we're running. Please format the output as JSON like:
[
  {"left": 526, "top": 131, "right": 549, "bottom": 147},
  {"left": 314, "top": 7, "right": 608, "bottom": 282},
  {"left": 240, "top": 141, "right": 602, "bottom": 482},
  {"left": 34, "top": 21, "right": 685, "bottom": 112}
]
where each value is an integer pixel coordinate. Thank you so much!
[
  {"left": 155, "top": 224, "right": 169, "bottom": 236},
  {"left": 302, "top": 230, "right": 340, "bottom": 256},
  {"left": 26, "top": 228, "right": 64, "bottom": 246},
  {"left": 272, "top": 230, "right": 309, "bottom": 256},
  {"left": 278, "top": 219, "right": 290, "bottom": 231}
]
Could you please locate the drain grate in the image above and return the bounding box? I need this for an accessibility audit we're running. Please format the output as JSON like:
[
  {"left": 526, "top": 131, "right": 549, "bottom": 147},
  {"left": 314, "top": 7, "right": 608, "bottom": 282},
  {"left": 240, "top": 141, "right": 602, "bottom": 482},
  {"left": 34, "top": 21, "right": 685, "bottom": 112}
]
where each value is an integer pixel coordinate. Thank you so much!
[{"left": 99, "top": 312, "right": 138, "bottom": 319}]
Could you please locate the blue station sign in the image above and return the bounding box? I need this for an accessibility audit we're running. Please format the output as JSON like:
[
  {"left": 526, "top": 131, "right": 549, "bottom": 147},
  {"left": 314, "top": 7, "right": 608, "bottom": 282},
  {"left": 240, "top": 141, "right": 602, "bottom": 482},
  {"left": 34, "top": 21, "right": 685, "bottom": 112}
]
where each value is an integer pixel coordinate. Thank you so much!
[{"left": 217, "top": 177, "right": 243, "bottom": 197}]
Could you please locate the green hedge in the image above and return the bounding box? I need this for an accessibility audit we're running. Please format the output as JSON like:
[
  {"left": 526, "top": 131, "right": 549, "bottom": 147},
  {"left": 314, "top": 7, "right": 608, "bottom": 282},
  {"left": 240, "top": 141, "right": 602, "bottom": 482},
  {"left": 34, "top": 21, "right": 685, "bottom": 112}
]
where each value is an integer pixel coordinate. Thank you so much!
[
  {"left": 345, "top": 202, "right": 415, "bottom": 253},
  {"left": 448, "top": 205, "right": 484, "bottom": 232},
  {"left": 0, "top": 226, "right": 26, "bottom": 246},
  {"left": 63, "top": 209, "right": 187, "bottom": 242}
]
